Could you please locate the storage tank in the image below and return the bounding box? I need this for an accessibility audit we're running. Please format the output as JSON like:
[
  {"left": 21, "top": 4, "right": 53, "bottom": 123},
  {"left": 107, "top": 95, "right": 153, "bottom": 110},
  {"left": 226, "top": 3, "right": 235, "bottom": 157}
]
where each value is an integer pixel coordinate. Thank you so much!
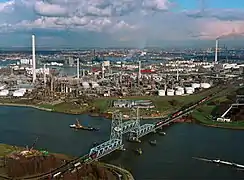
[
  {"left": 177, "top": 87, "right": 184, "bottom": 93},
  {"left": 200, "top": 83, "right": 211, "bottom": 89},
  {"left": 167, "top": 89, "right": 174, "bottom": 96},
  {"left": 185, "top": 87, "right": 195, "bottom": 92},
  {"left": 192, "top": 83, "right": 200, "bottom": 89},
  {"left": 0, "top": 85, "right": 6, "bottom": 90},
  {"left": 158, "top": 90, "right": 165, "bottom": 96},
  {"left": 82, "top": 82, "right": 90, "bottom": 89},
  {"left": 13, "top": 90, "right": 25, "bottom": 97},
  {"left": 0, "top": 90, "right": 9, "bottom": 96},
  {"left": 103, "top": 61, "right": 110, "bottom": 67},
  {"left": 186, "top": 89, "right": 194, "bottom": 94},
  {"left": 175, "top": 90, "right": 183, "bottom": 96}
]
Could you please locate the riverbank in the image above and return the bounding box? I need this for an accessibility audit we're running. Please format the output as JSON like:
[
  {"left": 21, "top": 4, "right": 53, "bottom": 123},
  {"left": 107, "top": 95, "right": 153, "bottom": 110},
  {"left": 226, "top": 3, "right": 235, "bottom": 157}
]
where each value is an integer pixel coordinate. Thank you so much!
[
  {"left": 192, "top": 107, "right": 244, "bottom": 130},
  {"left": 0, "top": 143, "right": 134, "bottom": 180},
  {"left": 0, "top": 86, "right": 219, "bottom": 119}
]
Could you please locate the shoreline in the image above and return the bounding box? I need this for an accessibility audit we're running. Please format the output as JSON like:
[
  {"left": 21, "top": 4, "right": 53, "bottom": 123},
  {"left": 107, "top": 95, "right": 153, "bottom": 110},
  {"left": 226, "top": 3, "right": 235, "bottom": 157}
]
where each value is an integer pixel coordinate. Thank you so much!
[
  {"left": 1, "top": 102, "right": 243, "bottom": 130},
  {"left": 0, "top": 102, "right": 167, "bottom": 119},
  {"left": 196, "top": 122, "right": 244, "bottom": 130}
]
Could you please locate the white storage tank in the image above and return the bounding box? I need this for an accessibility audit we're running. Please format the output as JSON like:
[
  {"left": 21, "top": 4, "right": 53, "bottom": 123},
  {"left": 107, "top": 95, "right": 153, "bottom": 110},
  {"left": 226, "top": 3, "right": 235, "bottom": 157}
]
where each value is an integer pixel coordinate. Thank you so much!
[
  {"left": 192, "top": 83, "right": 200, "bottom": 89},
  {"left": 82, "top": 82, "right": 90, "bottom": 89},
  {"left": 185, "top": 87, "right": 195, "bottom": 92},
  {"left": 158, "top": 90, "right": 165, "bottom": 96},
  {"left": 200, "top": 83, "right": 211, "bottom": 89},
  {"left": 103, "top": 61, "right": 110, "bottom": 67},
  {"left": 0, "top": 85, "right": 6, "bottom": 90},
  {"left": 186, "top": 89, "right": 194, "bottom": 94},
  {"left": 177, "top": 87, "right": 184, "bottom": 93},
  {"left": 0, "top": 90, "right": 9, "bottom": 96},
  {"left": 167, "top": 89, "right": 174, "bottom": 96},
  {"left": 175, "top": 90, "right": 183, "bottom": 96},
  {"left": 13, "top": 90, "right": 24, "bottom": 97}
]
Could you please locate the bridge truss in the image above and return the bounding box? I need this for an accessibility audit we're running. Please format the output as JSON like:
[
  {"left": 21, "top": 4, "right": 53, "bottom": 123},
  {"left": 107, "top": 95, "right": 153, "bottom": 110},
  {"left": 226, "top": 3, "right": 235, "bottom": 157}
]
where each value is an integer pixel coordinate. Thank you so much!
[{"left": 88, "top": 108, "right": 155, "bottom": 160}]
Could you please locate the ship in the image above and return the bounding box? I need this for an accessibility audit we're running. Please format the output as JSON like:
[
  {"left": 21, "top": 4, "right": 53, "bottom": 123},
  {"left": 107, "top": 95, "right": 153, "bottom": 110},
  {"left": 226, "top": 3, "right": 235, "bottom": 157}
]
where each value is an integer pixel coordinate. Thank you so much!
[
  {"left": 135, "top": 148, "right": 143, "bottom": 155},
  {"left": 70, "top": 119, "right": 99, "bottom": 131},
  {"left": 149, "top": 140, "right": 157, "bottom": 146},
  {"left": 158, "top": 131, "right": 166, "bottom": 135}
]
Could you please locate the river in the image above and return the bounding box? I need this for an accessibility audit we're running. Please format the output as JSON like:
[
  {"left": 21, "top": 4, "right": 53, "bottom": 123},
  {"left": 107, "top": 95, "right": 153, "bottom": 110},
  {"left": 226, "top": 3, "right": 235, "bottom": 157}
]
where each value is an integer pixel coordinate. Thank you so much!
[{"left": 0, "top": 106, "right": 243, "bottom": 180}]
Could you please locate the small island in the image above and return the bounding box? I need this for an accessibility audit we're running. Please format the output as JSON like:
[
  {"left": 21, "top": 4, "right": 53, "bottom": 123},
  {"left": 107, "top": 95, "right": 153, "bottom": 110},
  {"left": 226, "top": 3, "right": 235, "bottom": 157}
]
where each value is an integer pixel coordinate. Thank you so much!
[{"left": 0, "top": 143, "right": 134, "bottom": 180}]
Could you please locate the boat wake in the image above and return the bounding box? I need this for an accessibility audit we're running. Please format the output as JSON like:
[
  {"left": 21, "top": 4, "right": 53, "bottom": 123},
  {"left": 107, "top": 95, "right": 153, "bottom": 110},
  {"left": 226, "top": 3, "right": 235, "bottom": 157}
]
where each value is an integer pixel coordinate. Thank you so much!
[{"left": 192, "top": 157, "right": 244, "bottom": 170}]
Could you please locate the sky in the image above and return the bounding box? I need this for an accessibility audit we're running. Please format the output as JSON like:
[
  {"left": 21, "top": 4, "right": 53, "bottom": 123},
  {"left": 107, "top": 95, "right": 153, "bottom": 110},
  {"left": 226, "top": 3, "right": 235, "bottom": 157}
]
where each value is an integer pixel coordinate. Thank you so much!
[{"left": 0, "top": 0, "right": 244, "bottom": 48}]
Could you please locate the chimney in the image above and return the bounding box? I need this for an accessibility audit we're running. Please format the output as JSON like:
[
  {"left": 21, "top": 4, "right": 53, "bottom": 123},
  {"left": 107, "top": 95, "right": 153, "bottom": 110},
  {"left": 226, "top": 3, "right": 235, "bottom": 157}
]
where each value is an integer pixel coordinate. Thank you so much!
[
  {"left": 215, "top": 38, "right": 218, "bottom": 63},
  {"left": 43, "top": 64, "right": 47, "bottom": 87},
  {"left": 32, "top": 35, "right": 36, "bottom": 83},
  {"left": 138, "top": 61, "right": 141, "bottom": 80},
  {"left": 77, "top": 58, "right": 80, "bottom": 79}
]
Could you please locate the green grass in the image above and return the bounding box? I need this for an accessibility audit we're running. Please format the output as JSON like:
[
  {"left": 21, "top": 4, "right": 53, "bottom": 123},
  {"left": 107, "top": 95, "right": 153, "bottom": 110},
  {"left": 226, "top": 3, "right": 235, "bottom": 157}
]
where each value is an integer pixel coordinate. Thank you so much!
[
  {"left": 192, "top": 101, "right": 244, "bottom": 129},
  {"left": 0, "top": 144, "right": 22, "bottom": 157},
  {"left": 91, "top": 86, "right": 221, "bottom": 115}
]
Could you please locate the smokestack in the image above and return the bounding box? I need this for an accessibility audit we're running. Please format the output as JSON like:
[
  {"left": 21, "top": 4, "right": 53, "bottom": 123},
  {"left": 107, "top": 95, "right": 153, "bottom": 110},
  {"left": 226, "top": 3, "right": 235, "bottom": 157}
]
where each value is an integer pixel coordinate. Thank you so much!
[
  {"left": 82, "top": 69, "right": 85, "bottom": 77},
  {"left": 138, "top": 61, "right": 141, "bottom": 80},
  {"left": 77, "top": 58, "right": 80, "bottom": 79},
  {"left": 43, "top": 64, "right": 47, "bottom": 87},
  {"left": 176, "top": 63, "right": 179, "bottom": 81},
  {"left": 215, "top": 38, "right": 218, "bottom": 63},
  {"left": 32, "top": 35, "right": 36, "bottom": 83},
  {"left": 176, "top": 68, "right": 179, "bottom": 81},
  {"left": 102, "top": 62, "right": 105, "bottom": 79}
]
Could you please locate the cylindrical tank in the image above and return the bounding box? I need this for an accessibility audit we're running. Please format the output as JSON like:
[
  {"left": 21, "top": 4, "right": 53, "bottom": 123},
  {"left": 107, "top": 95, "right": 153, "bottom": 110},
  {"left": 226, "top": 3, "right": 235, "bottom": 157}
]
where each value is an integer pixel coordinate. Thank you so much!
[
  {"left": 82, "top": 82, "right": 90, "bottom": 89},
  {"left": 13, "top": 90, "right": 25, "bottom": 97},
  {"left": 200, "top": 83, "right": 211, "bottom": 89},
  {"left": 0, "top": 85, "right": 6, "bottom": 90},
  {"left": 186, "top": 89, "right": 194, "bottom": 94},
  {"left": 192, "top": 83, "right": 200, "bottom": 89},
  {"left": 167, "top": 89, "right": 174, "bottom": 96},
  {"left": 177, "top": 87, "right": 184, "bottom": 93},
  {"left": 0, "top": 90, "right": 9, "bottom": 96},
  {"left": 103, "top": 61, "right": 110, "bottom": 66},
  {"left": 158, "top": 90, "right": 165, "bottom": 96},
  {"left": 175, "top": 90, "right": 183, "bottom": 96},
  {"left": 185, "top": 87, "right": 195, "bottom": 92}
]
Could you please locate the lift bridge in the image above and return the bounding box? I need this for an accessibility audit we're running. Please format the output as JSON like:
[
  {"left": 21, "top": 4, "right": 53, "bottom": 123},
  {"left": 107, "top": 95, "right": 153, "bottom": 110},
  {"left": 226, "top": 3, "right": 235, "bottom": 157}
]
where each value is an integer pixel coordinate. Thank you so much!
[{"left": 88, "top": 109, "right": 155, "bottom": 160}]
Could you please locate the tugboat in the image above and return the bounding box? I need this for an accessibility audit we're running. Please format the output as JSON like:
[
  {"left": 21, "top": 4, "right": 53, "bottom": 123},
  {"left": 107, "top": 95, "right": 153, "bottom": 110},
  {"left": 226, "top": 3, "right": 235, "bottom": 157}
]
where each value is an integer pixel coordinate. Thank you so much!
[
  {"left": 135, "top": 148, "right": 143, "bottom": 155},
  {"left": 149, "top": 140, "right": 157, "bottom": 146},
  {"left": 70, "top": 119, "right": 99, "bottom": 131}
]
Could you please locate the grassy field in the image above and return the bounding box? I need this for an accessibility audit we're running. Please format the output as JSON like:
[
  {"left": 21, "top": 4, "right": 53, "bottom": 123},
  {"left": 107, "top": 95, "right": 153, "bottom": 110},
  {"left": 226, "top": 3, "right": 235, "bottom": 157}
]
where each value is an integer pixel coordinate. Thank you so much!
[
  {"left": 0, "top": 144, "right": 23, "bottom": 157},
  {"left": 0, "top": 86, "right": 221, "bottom": 116},
  {"left": 92, "top": 86, "right": 221, "bottom": 116},
  {"left": 192, "top": 87, "right": 244, "bottom": 129},
  {"left": 38, "top": 102, "right": 90, "bottom": 114}
]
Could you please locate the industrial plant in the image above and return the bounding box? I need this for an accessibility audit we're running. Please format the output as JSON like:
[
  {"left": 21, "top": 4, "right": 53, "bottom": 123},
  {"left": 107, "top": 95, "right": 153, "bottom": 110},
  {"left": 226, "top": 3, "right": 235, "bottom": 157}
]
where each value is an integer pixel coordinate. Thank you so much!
[{"left": 0, "top": 35, "right": 243, "bottom": 109}]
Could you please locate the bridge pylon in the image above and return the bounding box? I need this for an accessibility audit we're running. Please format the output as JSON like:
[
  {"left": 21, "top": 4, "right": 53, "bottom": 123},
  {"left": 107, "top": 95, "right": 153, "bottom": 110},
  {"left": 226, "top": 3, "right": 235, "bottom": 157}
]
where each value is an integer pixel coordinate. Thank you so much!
[{"left": 110, "top": 110, "right": 123, "bottom": 140}]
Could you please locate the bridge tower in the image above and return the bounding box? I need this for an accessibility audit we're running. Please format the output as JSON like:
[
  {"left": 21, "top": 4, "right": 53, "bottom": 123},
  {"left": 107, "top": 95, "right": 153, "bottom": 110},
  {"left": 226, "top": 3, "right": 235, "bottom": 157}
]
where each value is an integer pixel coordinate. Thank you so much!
[{"left": 110, "top": 110, "right": 123, "bottom": 140}]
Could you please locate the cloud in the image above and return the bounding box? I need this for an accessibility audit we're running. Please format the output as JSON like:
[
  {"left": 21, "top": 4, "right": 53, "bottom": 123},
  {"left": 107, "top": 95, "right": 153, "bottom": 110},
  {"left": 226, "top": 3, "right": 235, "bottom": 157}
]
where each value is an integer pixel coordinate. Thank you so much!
[
  {"left": 0, "top": 0, "right": 244, "bottom": 47},
  {"left": 34, "top": 1, "right": 68, "bottom": 17},
  {"left": 185, "top": 9, "right": 244, "bottom": 21}
]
